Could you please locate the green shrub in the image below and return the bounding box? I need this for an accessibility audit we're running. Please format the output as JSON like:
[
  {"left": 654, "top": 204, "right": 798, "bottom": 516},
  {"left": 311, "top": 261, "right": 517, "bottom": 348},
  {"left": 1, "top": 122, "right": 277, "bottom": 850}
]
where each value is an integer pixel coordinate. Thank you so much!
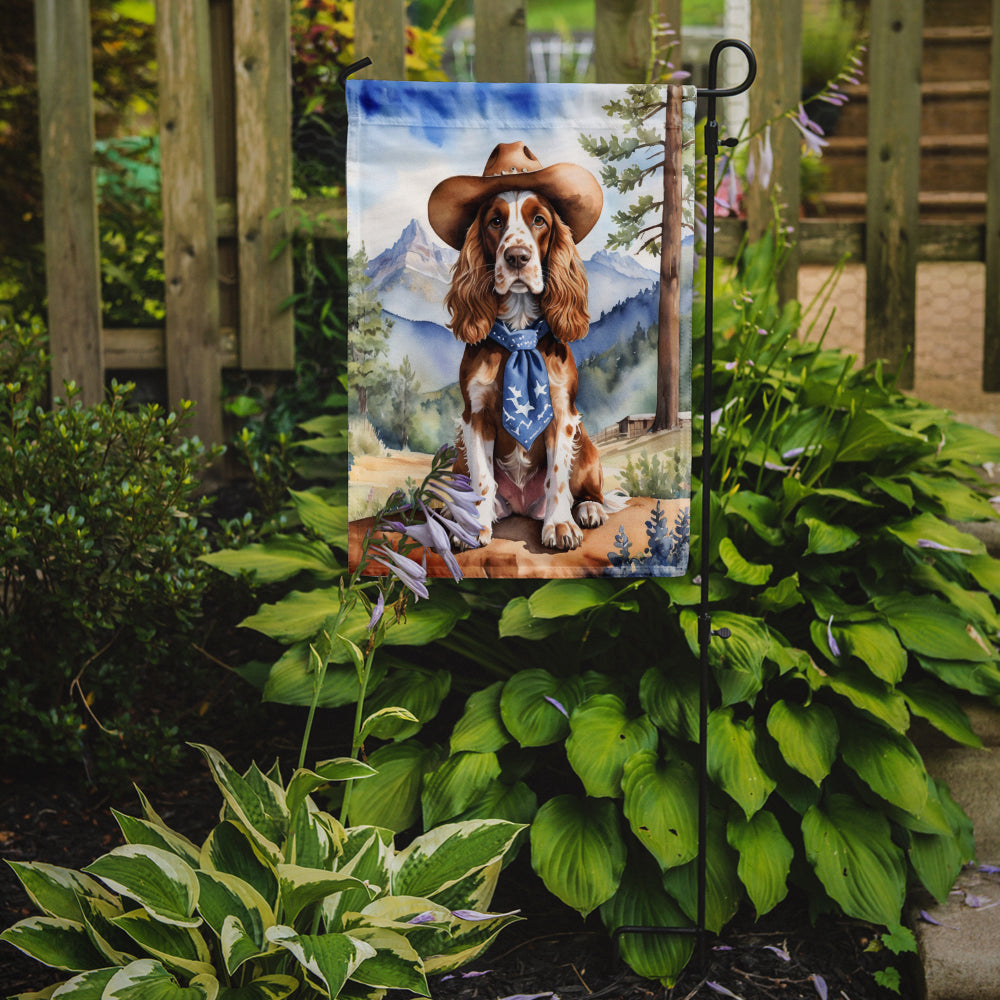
[
  {"left": 0, "top": 317, "right": 220, "bottom": 783},
  {"left": 1, "top": 744, "right": 524, "bottom": 998}
]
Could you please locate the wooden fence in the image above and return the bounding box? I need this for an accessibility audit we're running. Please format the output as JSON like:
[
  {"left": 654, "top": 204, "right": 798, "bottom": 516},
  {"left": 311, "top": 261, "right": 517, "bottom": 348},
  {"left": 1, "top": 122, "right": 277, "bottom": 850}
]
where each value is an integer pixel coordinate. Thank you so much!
[{"left": 33, "top": 0, "right": 1000, "bottom": 446}]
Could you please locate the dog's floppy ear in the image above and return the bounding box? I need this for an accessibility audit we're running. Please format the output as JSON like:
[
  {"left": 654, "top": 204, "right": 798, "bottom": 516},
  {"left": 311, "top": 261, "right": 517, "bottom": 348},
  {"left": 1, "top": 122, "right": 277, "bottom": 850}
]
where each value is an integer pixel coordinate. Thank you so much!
[
  {"left": 446, "top": 211, "right": 498, "bottom": 344},
  {"left": 541, "top": 214, "right": 589, "bottom": 343}
]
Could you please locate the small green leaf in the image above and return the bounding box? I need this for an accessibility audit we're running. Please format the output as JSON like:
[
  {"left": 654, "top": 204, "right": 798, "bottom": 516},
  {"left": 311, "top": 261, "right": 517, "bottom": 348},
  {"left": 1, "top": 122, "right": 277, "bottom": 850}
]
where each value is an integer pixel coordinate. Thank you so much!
[
  {"left": 727, "top": 811, "right": 793, "bottom": 917},
  {"left": 450, "top": 682, "right": 511, "bottom": 754},
  {"left": 707, "top": 708, "right": 776, "bottom": 818},
  {"left": 719, "top": 537, "right": 772, "bottom": 585},
  {"left": 765, "top": 701, "right": 838, "bottom": 786},
  {"left": 803, "top": 517, "right": 859, "bottom": 556}
]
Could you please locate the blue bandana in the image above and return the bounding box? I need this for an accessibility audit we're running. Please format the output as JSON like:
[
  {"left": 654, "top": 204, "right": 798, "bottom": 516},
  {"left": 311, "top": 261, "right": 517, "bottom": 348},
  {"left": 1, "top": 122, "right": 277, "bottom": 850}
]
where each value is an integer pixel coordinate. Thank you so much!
[{"left": 488, "top": 319, "right": 553, "bottom": 450}]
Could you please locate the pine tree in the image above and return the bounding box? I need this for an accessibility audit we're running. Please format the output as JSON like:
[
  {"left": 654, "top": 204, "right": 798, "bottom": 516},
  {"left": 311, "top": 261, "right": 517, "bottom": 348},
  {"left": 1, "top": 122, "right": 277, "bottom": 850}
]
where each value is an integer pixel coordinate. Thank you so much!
[
  {"left": 347, "top": 246, "right": 392, "bottom": 416},
  {"left": 581, "top": 84, "right": 693, "bottom": 431}
]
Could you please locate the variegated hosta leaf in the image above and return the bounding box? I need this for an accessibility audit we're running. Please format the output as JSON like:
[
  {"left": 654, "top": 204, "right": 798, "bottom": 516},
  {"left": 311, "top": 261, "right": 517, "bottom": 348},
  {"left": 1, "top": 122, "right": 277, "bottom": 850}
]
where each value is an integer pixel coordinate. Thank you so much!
[
  {"left": 83, "top": 846, "right": 200, "bottom": 928},
  {"left": 285, "top": 760, "right": 376, "bottom": 822},
  {"left": 77, "top": 894, "right": 136, "bottom": 966},
  {"left": 102, "top": 958, "right": 218, "bottom": 999},
  {"left": 190, "top": 745, "right": 287, "bottom": 863},
  {"left": 727, "top": 810, "right": 793, "bottom": 918},
  {"left": 420, "top": 751, "right": 501, "bottom": 829},
  {"left": 421, "top": 907, "right": 522, "bottom": 975},
  {"left": 344, "top": 926, "right": 429, "bottom": 995},
  {"left": 112, "top": 810, "right": 202, "bottom": 868},
  {"left": 706, "top": 707, "right": 776, "bottom": 819},
  {"left": 276, "top": 864, "right": 376, "bottom": 925},
  {"left": 621, "top": 751, "right": 699, "bottom": 871},
  {"left": 599, "top": 853, "right": 694, "bottom": 987},
  {"left": 214, "top": 974, "right": 299, "bottom": 1000},
  {"left": 288, "top": 802, "right": 343, "bottom": 870},
  {"left": 802, "top": 793, "right": 906, "bottom": 926},
  {"left": 323, "top": 829, "right": 393, "bottom": 931},
  {"left": 110, "top": 908, "right": 215, "bottom": 978},
  {"left": 265, "top": 926, "right": 376, "bottom": 998},
  {"left": 195, "top": 871, "right": 274, "bottom": 974},
  {"left": 391, "top": 820, "right": 524, "bottom": 901},
  {"left": 765, "top": 700, "right": 838, "bottom": 786},
  {"left": 529, "top": 795, "right": 626, "bottom": 917},
  {"left": 46, "top": 966, "right": 118, "bottom": 997},
  {"left": 0, "top": 916, "right": 107, "bottom": 972},
  {"left": 424, "top": 859, "right": 501, "bottom": 915},
  {"left": 4, "top": 862, "right": 118, "bottom": 922},
  {"left": 450, "top": 681, "right": 511, "bottom": 754},
  {"left": 565, "top": 695, "right": 658, "bottom": 799},
  {"left": 200, "top": 822, "right": 278, "bottom": 910}
]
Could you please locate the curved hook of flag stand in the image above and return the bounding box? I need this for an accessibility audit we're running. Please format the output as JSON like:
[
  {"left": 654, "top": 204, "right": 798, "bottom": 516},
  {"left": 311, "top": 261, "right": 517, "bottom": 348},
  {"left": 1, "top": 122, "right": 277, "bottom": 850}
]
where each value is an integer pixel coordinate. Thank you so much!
[
  {"left": 612, "top": 38, "right": 756, "bottom": 973},
  {"left": 340, "top": 41, "right": 758, "bottom": 976}
]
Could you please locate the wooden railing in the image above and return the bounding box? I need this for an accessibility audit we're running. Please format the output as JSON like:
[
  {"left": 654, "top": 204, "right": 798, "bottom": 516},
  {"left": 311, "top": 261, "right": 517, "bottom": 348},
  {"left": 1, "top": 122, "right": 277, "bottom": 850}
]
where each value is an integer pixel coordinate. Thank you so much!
[{"left": 32, "top": 0, "right": 1000, "bottom": 447}]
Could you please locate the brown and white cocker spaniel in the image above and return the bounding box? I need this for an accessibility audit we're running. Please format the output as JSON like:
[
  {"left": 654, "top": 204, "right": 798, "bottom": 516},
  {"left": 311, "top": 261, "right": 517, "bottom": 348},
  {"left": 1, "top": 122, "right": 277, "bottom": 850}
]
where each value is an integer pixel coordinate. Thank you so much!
[{"left": 427, "top": 141, "right": 624, "bottom": 551}]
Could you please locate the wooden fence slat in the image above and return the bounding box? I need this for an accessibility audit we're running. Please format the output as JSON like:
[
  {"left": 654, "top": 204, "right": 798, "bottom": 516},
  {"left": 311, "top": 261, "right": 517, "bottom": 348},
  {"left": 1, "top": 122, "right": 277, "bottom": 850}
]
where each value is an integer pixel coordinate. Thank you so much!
[
  {"left": 157, "top": 0, "right": 223, "bottom": 445},
  {"left": 233, "top": 0, "right": 294, "bottom": 369},
  {"left": 355, "top": 0, "right": 407, "bottom": 80},
  {"left": 864, "top": 0, "right": 923, "bottom": 389},
  {"left": 34, "top": 0, "right": 103, "bottom": 405},
  {"left": 474, "top": 0, "right": 527, "bottom": 82},
  {"left": 983, "top": 0, "right": 1000, "bottom": 390},
  {"left": 746, "top": 0, "right": 801, "bottom": 305},
  {"left": 594, "top": 0, "right": 654, "bottom": 84}
]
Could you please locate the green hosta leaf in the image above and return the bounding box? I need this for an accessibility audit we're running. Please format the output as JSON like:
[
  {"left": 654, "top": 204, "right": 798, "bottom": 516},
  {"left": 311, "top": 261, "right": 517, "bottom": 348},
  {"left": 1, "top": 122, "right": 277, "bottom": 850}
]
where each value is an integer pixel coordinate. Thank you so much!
[
  {"left": 639, "top": 664, "right": 699, "bottom": 742},
  {"left": 909, "top": 810, "right": 966, "bottom": 905},
  {"left": 103, "top": 959, "right": 218, "bottom": 999},
  {"left": 802, "top": 793, "right": 906, "bottom": 926},
  {"left": 906, "top": 472, "right": 998, "bottom": 522},
  {"left": 680, "top": 610, "right": 770, "bottom": 706},
  {"left": 718, "top": 537, "right": 772, "bottom": 586},
  {"left": 260, "top": 643, "right": 383, "bottom": 709},
  {"left": 345, "top": 926, "right": 429, "bottom": 994},
  {"left": 450, "top": 682, "right": 511, "bottom": 754},
  {"left": 277, "top": 865, "right": 374, "bottom": 925},
  {"left": 393, "top": 820, "right": 524, "bottom": 901},
  {"left": 190, "top": 746, "right": 287, "bottom": 862},
  {"left": 83, "top": 846, "right": 200, "bottom": 928},
  {"left": 453, "top": 779, "right": 538, "bottom": 827},
  {"left": 362, "top": 667, "right": 451, "bottom": 740},
  {"left": 835, "top": 621, "right": 907, "bottom": 684},
  {"left": 935, "top": 421, "right": 1000, "bottom": 464},
  {"left": 707, "top": 708, "right": 776, "bottom": 819},
  {"left": 200, "top": 535, "right": 341, "bottom": 584},
  {"left": 112, "top": 812, "right": 201, "bottom": 868},
  {"left": 834, "top": 410, "right": 927, "bottom": 463},
  {"left": 421, "top": 751, "right": 502, "bottom": 828},
  {"left": 803, "top": 517, "right": 859, "bottom": 556},
  {"left": 599, "top": 853, "right": 694, "bottom": 987},
  {"left": 565, "top": 695, "right": 658, "bottom": 798},
  {"left": 901, "top": 680, "right": 982, "bottom": 748},
  {"left": 527, "top": 578, "right": 620, "bottom": 617},
  {"left": 866, "top": 474, "right": 914, "bottom": 509},
  {"left": 288, "top": 488, "right": 348, "bottom": 545},
  {"left": 530, "top": 795, "right": 626, "bottom": 917},
  {"left": 0, "top": 916, "right": 107, "bottom": 971},
  {"left": 347, "top": 740, "right": 442, "bottom": 832},
  {"left": 727, "top": 811, "right": 793, "bottom": 918},
  {"left": 875, "top": 594, "right": 995, "bottom": 662},
  {"left": 216, "top": 975, "right": 299, "bottom": 1000},
  {"left": 808, "top": 661, "right": 910, "bottom": 732},
  {"left": 4, "top": 862, "right": 118, "bottom": 922},
  {"left": 498, "top": 597, "right": 564, "bottom": 639},
  {"left": 661, "top": 811, "right": 741, "bottom": 933},
  {"left": 967, "top": 553, "right": 1000, "bottom": 597},
  {"left": 839, "top": 718, "right": 929, "bottom": 816},
  {"left": 724, "top": 490, "right": 784, "bottom": 545},
  {"left": 499, "top": 670, "right": 584, "bottom": 747},
  {"left": 621, "top": 751, "right": 699, "bottom": 871},
  {"left": 111, "top": 909, "right": 214, "bottom": 978},
  {"left": 916, "top": 655, "right": 1000, "bottom": 697},
  {"left": 765, "top": 700, "right": 838, "bottom": 786},
  {"left": 200, "top": 822, "right": 278, "bottom": 910},
  {"left": 265, "top": 926, "right": 375, "bottom": 997},
  {"left": 911, "top": 562, "right": 1000, "bottom": 633},
  {"left": 755, "top": 573, "right": 805, "bottom": 614},
  {"left": 885, "top": 512, "right": 985, "bottom": 557}
]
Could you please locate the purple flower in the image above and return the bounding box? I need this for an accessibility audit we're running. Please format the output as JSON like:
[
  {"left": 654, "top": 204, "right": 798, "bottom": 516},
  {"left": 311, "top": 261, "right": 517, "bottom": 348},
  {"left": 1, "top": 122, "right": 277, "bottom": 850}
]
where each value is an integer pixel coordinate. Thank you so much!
[
  {"left": 747, "top": 125, "right": 774, "bottom": 191},
  {"left": 763, "top": 944, "right": 790, "bottom": 961},
  {"left": 790, "top": 104, "right": 829, "bottom": 156},
  {"left": 369, "top": 543, "right": 429, "bottom": 600},
  {"left": 423, "top": 478, "right": 482, "bottom": 544},
  {"left": 384, "top": 507, "right": 464, "bottom": 582},
  {"left": 706, "top": 983, "right": 742, "bottom": 999},
  {"left": 812, "top": 974, "right": 828, "bottom": 1000},
  {"left": 544, "top": 695, "right": 569, "bottom": 718},
  {"left": 917, "top": 538, "right": 973, "bottom": 555},
  {"left": 827, "top": 616, "right": 841, "bottom": 658},
  {"left": 451, "top": 908, "right": 520, "bottom": 921},
  {"left": 367, "top": 590, "right": 385, "bottom": 631},
  {"left": 407, "top": 911, "right": 438, "bottom": 925}
]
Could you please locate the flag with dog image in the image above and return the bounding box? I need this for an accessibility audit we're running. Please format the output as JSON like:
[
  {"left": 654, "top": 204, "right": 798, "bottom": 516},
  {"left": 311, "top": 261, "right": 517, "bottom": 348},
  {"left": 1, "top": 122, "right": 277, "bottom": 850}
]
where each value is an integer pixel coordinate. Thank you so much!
[{"left": 346, "top": 80, "right": 696, "bottom": 579}]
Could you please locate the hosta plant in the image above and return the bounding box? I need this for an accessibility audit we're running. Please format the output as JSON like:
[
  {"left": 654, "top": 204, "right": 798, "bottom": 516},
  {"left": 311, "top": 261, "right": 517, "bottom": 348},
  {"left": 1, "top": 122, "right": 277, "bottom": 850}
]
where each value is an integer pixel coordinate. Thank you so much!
[{"left": 1, "top": 744, "right": 523, "bottom": 999}]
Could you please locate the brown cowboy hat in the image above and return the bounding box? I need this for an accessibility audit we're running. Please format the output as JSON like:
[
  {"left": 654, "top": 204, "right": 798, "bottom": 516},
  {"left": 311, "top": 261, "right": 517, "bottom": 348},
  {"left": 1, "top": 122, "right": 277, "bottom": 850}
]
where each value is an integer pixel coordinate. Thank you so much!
[{"left": 427, "top": 141, "right": 604, "bottom": 250}]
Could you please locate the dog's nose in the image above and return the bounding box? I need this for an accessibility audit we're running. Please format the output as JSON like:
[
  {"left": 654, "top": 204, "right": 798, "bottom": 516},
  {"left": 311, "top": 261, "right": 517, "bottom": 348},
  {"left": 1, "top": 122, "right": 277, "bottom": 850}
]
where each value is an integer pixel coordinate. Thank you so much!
[{"left": 504, "top": 247, "right": 531, "bottom": 270}]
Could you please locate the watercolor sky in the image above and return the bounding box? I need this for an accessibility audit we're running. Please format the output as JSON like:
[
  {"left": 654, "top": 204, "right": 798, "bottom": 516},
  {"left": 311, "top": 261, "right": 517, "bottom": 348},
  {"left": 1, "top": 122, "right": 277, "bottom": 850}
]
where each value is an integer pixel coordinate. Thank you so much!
[{"left": 346, "top": 80, "right": 696, "bottom": 267}]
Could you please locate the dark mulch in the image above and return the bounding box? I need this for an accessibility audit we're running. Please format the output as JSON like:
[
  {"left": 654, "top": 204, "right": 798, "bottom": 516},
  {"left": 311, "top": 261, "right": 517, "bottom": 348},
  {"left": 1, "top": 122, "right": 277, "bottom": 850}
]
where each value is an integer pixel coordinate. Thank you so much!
[{"left": 1, "top": 749, "right": 914, "bottom": 1000}]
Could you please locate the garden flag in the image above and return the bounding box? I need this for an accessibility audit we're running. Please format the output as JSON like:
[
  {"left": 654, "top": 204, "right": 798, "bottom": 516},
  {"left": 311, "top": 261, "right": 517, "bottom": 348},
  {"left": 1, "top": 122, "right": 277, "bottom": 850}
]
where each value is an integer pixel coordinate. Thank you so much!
[{"left": 346, "top": 81, "right": 696, "bottom": 579}]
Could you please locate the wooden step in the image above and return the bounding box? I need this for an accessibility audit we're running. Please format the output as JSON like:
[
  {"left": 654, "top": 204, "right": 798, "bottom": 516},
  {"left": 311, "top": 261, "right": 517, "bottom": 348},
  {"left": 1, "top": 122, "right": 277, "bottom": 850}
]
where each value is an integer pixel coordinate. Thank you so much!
[
  {"left": 813, "top": 190, "right": 987, "bottom": 222},
  {"left": 821, "top": 134, "right": 989, "bottom": 193},
  {"left": 922, "top": 25, "right": 993, "bottom": 83}
]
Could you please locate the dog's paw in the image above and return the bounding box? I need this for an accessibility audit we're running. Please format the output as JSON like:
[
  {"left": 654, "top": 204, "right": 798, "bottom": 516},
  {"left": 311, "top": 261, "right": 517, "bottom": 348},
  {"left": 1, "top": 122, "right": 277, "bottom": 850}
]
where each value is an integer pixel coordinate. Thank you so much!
[
  {"left": 573, "top": 500, "right": 607, "bottom": 529},
  {"left": 541, "top": 520, "right": 583, "bottom": 550}
]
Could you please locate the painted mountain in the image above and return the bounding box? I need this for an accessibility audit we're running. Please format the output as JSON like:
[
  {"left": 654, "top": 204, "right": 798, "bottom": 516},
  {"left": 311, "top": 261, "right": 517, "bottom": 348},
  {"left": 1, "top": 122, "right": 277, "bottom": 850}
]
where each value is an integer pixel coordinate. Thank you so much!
[{"left": 361, "top": 218, "right": 691, "bottom": 449}]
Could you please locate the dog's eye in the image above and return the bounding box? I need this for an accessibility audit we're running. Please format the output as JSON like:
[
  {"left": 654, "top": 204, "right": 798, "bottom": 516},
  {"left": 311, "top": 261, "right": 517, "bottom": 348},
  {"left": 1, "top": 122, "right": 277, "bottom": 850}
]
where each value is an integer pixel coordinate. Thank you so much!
[
  {"left": 532, "top": 215, "right": 548, "bottom": 228},
  {"left": 488, "top": 215, "right": 504, "bottom": 229}
]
